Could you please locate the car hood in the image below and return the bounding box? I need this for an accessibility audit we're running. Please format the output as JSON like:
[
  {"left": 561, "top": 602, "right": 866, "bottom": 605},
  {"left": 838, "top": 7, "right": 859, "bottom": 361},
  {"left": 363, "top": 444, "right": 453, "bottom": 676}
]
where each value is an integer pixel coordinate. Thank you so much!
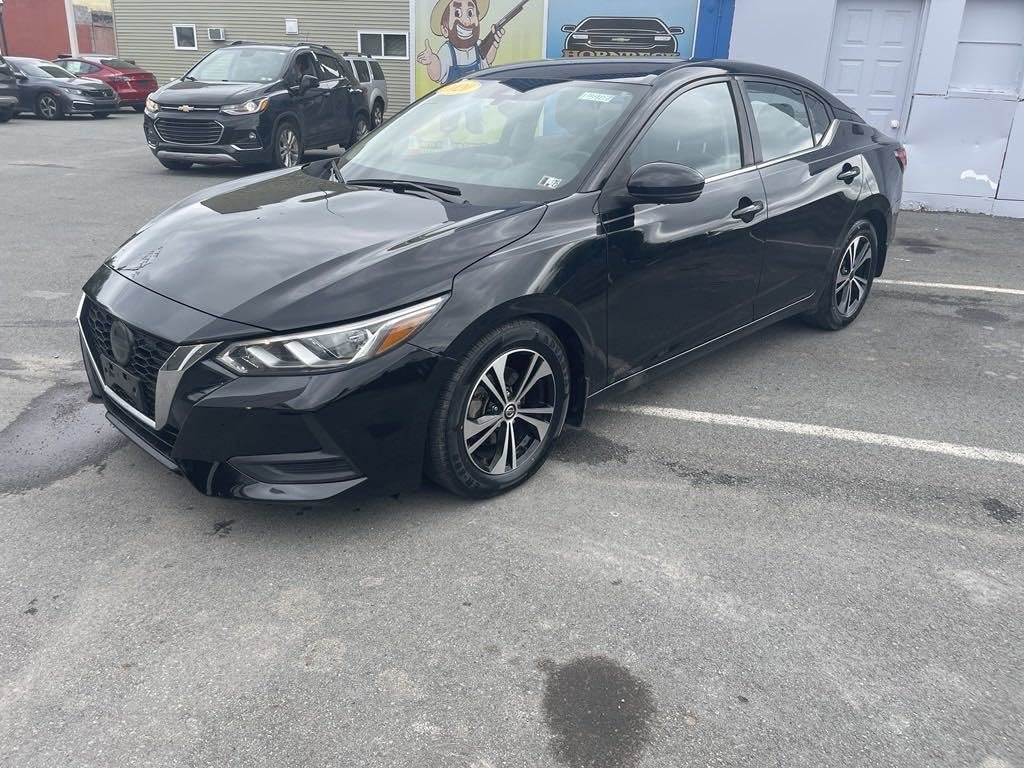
[
  {"left": 155, "top": 79, "right": 272, "bottom": 106},
  {"left": 52, "top": 77, "right": 113, "bottom": 89},
  {"left": 107, "top": 162, "right": 546, "bottom": 333}
]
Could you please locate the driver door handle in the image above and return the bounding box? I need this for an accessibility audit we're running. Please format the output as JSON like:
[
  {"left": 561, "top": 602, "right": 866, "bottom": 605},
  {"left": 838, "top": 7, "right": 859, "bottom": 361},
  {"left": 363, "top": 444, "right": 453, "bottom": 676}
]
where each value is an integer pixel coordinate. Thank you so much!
[
  {"left": 731, "top": 199, "right": 764, "bottom": 221},
  {"left": 837, "top": 166, "right": 861, "bottom": 183}
]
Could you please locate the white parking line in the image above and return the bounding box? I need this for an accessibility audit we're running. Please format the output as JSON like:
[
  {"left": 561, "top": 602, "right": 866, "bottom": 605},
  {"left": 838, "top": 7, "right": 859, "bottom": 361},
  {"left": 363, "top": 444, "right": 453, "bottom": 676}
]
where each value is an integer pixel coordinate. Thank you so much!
[
  {"left": 601, "top": 405, "right": 1024, "bottom": 466},
  {"left": 875, "top": 279, "right": 1024, "bottom": 296}
]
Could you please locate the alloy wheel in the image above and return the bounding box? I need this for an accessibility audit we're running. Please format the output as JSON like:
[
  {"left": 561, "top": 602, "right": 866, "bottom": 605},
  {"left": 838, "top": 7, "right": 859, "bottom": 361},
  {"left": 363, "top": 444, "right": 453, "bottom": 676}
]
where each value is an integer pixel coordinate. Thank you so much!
[
  {"left": 278, "top": 127, "right": 300, "bottom": 167},
  {"left": 463, "top": 349, "right": 557, "bottom": 476},
  {"left": 355, "top": 119, "right": 368, "bottom": 141},
  {"left": 835, "top": 234, "right": 872, "bottom": 317},
  {"left": 372, "top": 105, "right": 384, "bottom": 128},
  {"left": 39, "top": 95, "right": 58, "bottom": 119}
]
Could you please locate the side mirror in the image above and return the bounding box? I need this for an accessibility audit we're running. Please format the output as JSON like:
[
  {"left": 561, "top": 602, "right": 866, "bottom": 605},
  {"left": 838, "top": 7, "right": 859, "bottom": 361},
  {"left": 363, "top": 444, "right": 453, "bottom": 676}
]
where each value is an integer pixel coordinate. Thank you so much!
[
  {"left": 16, "top": 74, "right": 28, "bottom": 82},
  {"left": 561, "top": 24, "right": 575, "bottom": 33},
  {"left": 668, "top": 26, "right": 685, "bottom": 34},
  {"left": 627, "top": 162, "right": 705, "bottom": 204},
  {"left": 299, "top": 73, "right": 319, "bottom": 93}
]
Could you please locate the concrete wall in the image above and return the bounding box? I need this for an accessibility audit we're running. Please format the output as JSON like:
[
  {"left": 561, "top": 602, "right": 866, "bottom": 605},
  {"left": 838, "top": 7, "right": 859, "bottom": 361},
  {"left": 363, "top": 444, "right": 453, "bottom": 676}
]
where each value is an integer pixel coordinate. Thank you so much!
[{"left": 729, "top": 0, "right": 1024, "bottom": 217}]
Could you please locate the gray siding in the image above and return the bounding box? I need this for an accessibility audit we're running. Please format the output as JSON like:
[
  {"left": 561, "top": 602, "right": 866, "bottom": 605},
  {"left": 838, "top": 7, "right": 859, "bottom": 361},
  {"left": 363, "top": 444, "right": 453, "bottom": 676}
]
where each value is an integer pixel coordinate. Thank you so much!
[{"left": 111, "top": 0, "right": 411, "bottom": 113}]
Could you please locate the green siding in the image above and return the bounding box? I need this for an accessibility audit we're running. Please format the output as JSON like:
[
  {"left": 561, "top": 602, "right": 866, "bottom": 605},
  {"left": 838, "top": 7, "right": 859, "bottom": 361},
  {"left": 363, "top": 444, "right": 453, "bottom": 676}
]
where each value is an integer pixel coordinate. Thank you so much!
[{"left": 111, "top": 0, "right": 411, "bottom": 113}]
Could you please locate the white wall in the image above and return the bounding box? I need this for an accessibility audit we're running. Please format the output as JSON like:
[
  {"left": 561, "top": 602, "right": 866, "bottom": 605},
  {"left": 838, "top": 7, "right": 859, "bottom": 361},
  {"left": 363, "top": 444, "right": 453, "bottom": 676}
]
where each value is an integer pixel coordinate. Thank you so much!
[{"left": 729, "top": 0, "right": 836, "bottom": 82}]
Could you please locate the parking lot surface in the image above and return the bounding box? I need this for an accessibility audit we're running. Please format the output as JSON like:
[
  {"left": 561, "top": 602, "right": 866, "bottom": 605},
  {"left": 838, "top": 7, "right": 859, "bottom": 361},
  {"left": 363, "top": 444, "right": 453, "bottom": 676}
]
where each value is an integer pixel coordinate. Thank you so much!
[{"left": 1, "top": 114, "right": 1022, "bottom": 768}]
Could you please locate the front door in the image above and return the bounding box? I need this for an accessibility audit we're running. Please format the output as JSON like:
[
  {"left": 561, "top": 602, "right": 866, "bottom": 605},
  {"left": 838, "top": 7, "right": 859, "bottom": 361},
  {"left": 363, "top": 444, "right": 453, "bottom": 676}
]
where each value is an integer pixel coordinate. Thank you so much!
[
  {"left": 824, "top": 0, "right": 923, "bottom": 136},
  {"left": 602, "top": 79, "right": 767, "bottom": 382},
  {"left": 290, "top": 51, "right": 329, "bottom": 144}
]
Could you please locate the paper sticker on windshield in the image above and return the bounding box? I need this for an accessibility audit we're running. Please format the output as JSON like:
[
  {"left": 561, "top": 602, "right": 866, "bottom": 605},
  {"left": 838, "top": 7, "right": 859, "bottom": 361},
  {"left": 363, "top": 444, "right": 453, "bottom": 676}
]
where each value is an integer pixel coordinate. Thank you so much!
[
  {"left": 438, "top": 80, "right": 481, "bottom": 95},
  {"left": 538, "top": 176, "right": 563, "bottom": 190},
  {"left": 579, "top": 91, "right": 615, "bottom": 103}
]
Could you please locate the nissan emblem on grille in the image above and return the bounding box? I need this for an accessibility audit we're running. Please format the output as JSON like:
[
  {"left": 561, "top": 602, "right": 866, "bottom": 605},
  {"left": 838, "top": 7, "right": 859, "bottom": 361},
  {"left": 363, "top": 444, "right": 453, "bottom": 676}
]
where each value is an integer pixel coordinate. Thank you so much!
[{"left": 109, "top": 320, "right": 135, "bottom": 366}]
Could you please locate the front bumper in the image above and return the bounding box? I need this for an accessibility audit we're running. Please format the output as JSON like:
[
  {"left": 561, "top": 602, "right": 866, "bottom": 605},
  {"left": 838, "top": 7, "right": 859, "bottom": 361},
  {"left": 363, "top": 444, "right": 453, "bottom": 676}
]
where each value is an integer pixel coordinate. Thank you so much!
[
  {"left": 144, "top": 111, "right": 272, "bottom": 167},
  {"left": 59, "top": 92, "right": 120, "bottom": 113},
  {"left": 78, "top": 269, "right": 449, "bottom": 501}
]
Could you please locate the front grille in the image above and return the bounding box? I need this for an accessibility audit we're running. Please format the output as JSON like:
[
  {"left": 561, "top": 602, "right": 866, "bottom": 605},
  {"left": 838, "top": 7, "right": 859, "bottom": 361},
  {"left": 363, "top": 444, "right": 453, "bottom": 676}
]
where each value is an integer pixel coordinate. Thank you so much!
[
  {"left": 105, "top": 396, "right": 179, "bottom": 458},
  {"left": 155, "top": 118, "right": 224, "bottom": 145},
  {"left": 83, "top": 88, "right": 115, "bottom": 98},
  {"left": 81, "top": 298, "right": 176, "bottom": 419}
]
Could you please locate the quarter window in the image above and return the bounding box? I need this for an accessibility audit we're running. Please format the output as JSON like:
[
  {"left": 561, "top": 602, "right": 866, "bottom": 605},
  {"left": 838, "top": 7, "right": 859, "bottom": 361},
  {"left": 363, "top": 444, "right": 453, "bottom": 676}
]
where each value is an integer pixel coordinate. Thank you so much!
[
  {"left": 630, "top": 82, "right": 742, "bottom": 178},
  {"left": 317, "top": 54, "right": 344, "bottom": 81},
  {"left": 804, "top": 93, "right": 831, "bottom": 144},
  {"left": 746, "top": 82, "right": 814, "bottom": 161},
  {"left": 172, "top": 24, "right": 198, "bottom": 51}
]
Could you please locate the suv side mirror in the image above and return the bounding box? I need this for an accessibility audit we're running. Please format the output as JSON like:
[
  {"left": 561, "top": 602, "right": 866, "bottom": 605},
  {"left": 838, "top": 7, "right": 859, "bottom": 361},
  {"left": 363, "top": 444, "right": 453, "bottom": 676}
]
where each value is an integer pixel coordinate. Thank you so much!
[
  {"left": 298, "top": 73, "right": 319, "bottom": 93},
  {"left": 627, "top": 162, "right": 705, "bottom": 204},
  {"left": 561, "top": 24, "right": 575, "bottom": 32}
]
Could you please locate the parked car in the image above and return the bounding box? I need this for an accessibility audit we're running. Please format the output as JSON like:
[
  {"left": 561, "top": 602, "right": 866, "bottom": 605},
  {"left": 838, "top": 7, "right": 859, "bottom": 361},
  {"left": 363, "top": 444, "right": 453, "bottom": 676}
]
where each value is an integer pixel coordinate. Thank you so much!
[
  {"left": 341, "top": 52, "right": 387, "bottom": 127},
  {"left": 0, "top": 55, "right": 18, "bottom": 122},
  {"left": 4, "top": 57, "right": 119, "bottom": 119},
  {"left": 143, "top": 41, "right": 370, "bottom": 171},
  {"left": 55, "top": 55, "right": 158, "bottom": 112},
  {"left": 560, "top": 17, "right": 685, "bottom": 56},
  {"left": 78, "top": 58, "right": 905, "bottom": 501}
]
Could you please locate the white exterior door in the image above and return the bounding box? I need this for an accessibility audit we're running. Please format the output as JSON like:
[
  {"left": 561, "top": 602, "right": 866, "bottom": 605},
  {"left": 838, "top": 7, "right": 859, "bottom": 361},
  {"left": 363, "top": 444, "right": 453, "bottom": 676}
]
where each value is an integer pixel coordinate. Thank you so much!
[{"left": 824, "top": 0, "right": 923, "bottom": 135}]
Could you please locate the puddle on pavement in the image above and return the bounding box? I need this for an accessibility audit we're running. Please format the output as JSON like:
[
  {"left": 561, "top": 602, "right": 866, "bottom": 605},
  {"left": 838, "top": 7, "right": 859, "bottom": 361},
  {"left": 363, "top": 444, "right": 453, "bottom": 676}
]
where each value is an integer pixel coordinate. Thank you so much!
[
  {"left": 540, "top": 654, "right": 656, "bottom": 768},
  {"left": 0, "top": 382, "right": 124, "bottom": 494}
]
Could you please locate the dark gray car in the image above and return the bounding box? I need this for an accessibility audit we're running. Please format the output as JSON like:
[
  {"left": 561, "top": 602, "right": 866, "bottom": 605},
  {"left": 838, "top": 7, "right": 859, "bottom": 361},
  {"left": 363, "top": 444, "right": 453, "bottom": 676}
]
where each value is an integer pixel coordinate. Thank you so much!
[
  {"left": 0, "top": 55, "right": 18, "bottom": 122},
  {"left": 6, "top": 57, "right": 120, "bottom": 119}
]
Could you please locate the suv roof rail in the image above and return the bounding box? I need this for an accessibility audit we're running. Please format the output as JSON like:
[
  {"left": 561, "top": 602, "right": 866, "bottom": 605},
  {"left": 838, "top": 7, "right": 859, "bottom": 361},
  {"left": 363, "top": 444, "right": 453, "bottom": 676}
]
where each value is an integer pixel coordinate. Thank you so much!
[
  {"left": 228, "top": 39, "right": 335, "bottom": 51},
  {"left": 342, "top": 51, "right": 373, "bottom": 58}
]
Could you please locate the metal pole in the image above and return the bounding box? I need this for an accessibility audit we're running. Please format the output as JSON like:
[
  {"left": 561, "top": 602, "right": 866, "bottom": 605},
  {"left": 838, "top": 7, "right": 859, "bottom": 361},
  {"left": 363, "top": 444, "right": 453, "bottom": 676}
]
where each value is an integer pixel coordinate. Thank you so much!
[
  {"left": 0, "top": 1, "right": 9, "bottom": 56},
  {"left": 64, "top": 0, "right": 80, "bottom": 56}
]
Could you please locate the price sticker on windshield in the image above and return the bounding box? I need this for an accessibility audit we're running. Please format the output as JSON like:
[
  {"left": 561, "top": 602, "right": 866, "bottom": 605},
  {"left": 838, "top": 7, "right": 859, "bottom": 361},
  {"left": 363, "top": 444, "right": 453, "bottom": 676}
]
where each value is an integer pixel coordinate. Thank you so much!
[
  {"left": 579, "top": 91, "right": 616, "bottom": 103},
  {"left": 538, "top": 176, "right": 563, "bottom": 189}
]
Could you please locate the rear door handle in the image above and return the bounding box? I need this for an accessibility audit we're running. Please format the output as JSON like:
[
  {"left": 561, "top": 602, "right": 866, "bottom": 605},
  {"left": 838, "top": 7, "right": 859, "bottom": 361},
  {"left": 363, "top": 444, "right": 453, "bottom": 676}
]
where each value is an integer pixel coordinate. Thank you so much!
[
  {"left": 837, "top": 166, "right": 861, "bottom": 184},
  {"left": 731, "top": 199, "right": 764, "bottom": 221}
]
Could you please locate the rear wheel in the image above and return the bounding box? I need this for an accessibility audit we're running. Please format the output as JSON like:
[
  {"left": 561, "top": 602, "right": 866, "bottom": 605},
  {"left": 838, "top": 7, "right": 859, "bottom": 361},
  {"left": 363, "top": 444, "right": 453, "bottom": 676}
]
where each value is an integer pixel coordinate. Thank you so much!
[
  {"left": 371, "top": 100, "right": 385, "bottom": 129},
  {"left": 803, "top": 219, "right": 877, "bottom": 330},
  {"left": 35, "top": 94, "right": 63, "bottom": 120},
  {"left": 158, "top": 159, "right": 192, "bottom": 171},
  {"left": 271, "top": 121, "right": 302, "bottom": 169},
  {"left": 427, "top": 320, "right": 570, "bottom": 498},
  {"left": 348, "top": 113, "right": 369, "bottom": 147}
]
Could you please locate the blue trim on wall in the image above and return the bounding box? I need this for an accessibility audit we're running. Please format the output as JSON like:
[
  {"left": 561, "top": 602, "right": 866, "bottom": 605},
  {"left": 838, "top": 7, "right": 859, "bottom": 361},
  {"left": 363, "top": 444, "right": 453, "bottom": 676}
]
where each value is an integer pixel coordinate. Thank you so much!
[{"left": 693, "top": 0, "right": 736, "bottom": 59}]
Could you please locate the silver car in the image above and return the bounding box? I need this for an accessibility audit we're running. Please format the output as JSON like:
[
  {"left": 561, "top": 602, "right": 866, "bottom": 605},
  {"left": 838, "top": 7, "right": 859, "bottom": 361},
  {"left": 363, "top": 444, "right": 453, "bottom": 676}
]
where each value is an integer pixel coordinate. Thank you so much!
[{"left": 342, "top": 53, "right": 387, "bottom": 128}]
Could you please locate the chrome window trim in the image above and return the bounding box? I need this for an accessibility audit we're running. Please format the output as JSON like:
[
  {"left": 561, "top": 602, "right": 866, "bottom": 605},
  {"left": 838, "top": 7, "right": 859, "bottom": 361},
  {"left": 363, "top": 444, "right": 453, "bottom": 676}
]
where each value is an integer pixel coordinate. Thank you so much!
[{"left": 77, "top": 294, "right": 218, "bottom": 431}]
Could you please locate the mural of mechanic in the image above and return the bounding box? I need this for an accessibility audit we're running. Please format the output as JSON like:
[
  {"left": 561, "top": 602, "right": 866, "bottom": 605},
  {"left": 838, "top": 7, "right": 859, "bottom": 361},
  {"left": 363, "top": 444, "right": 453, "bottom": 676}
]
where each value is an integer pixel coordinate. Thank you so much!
[{"left": 417, "top": 0, "right": 531, "bottom": 85}]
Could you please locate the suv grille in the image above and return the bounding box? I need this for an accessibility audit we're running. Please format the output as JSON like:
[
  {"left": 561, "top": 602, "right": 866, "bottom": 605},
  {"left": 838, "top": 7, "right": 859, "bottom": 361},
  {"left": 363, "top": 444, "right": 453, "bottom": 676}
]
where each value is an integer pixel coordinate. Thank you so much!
[
  {"left": 155, "top": 118, "right": 224, "bottom": 145},
  {"left": 81, "top": 298, "right": 176, "bottom": 419}
]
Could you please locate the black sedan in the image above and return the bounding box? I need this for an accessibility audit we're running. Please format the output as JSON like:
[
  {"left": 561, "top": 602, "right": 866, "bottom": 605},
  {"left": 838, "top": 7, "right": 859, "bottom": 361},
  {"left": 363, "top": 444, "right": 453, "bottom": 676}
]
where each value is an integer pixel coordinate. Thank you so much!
[
  {"left": 5, "top": 57, "right": 120, "bottom": 119},
  {"left": 78, "top": 59, "right": 905, "bottom": 501}
]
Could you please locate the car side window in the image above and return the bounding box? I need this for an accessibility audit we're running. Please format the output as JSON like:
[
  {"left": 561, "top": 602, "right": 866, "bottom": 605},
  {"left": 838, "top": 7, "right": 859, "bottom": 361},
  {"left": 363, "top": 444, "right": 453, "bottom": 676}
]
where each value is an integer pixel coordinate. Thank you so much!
[
  {"left": 317, "top": 54, "right": 343, "bottom": 81},
  {"left": 629, "top": 82, "right": 742, "bottom": 178},
  {"left": 746, "top": 82, "right": 814, "bottom": 160},
  {"left": 62, "top": 61, "right": 83, "bottom": 74},
  {"left": 80, "top": 62, "right": 101, "bottom": 74},
  {"left": 290, "top": 52, "right": 318, "bottom": 83},
  {"left": 370, "top": 61, "right": 384, "bottom": 80},
  {"left": 804, "top": 93, "right": 831, "bottom": 144},
  {"left": 354, "top": 60, "right": 370, "bottom": 83}
]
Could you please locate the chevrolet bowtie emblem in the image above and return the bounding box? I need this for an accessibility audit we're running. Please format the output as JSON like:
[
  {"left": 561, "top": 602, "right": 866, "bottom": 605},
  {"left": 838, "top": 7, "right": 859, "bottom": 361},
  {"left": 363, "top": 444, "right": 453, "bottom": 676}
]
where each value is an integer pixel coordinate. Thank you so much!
[
  {"left": 178, "top": 105, "right": 195, "bottom": 112},
  {"left": 611, "top": 37, "right": 630, "bottom": 42}
]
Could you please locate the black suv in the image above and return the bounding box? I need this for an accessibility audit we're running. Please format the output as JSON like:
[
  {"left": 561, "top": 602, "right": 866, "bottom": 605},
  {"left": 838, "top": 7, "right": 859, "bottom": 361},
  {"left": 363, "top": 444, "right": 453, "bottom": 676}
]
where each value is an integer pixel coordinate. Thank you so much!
[
  {"left": 144, "top": 42, "right": 371, "bottom": 171},
  {"left": 0, "top": 56, "right": 17, "bottom": 122}
]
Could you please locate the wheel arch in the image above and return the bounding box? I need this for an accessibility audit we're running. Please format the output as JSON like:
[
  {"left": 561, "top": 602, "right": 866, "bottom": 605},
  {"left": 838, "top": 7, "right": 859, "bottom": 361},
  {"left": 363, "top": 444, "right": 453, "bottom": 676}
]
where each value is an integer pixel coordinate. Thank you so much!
[{"left": 853, "top": 195, "right": 892, "bottom": 276}]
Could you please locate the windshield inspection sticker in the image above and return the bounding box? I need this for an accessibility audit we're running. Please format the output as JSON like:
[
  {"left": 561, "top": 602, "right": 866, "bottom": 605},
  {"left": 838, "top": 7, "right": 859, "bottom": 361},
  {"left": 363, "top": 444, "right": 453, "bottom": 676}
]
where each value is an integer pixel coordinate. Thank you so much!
[
  {"left": 579, "top": 91, "right": 615, "bottom": 103},
  {"left": 538, "top": 176, "right": 563, "bottom": 189}
]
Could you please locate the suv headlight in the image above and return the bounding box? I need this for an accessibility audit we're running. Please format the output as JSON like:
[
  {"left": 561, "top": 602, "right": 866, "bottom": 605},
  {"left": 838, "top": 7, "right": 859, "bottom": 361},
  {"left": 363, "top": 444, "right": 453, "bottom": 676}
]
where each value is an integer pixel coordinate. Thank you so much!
[
  {"left": 145, "top": 96, "right": 159, "bottom": 113},
  {"left": 221, "top": 97, "right": 270, "bottom": 115},
  {"left": 216, "top": 296, "right": 447, "bottom": 374}
]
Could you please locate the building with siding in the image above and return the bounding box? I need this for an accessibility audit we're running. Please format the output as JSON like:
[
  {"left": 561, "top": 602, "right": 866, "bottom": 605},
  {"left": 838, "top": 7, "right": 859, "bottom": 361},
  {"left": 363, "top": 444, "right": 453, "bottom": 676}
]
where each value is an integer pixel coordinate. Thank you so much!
[
  {"left": 111, "top": 0, "right": 412, "bottom": 114},
  {"left": 2, "top": 0, "right": 115, "bottom": 59}
]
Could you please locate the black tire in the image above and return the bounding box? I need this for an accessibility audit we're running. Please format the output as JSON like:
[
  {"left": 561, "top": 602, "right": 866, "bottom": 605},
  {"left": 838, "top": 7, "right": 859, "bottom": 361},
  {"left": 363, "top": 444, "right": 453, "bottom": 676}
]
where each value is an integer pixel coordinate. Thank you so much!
[
  {"left": 35, "top": 93, "right": 63, "bottom": 120},
  {"left": 92, "top": 112, "right": 110, "bottom": 119},
  {"left": 270, "top": 120, "right": 302, "bottom": 169},
  {"left": 159, "top": 159, "right": 192, "bottom": 171},
  {"left": 348, "top": 113, "right": 369, "bottom": 147},
  {"left": 132, "top": 105, "right": 146, "bottom": 113},
  {"left": 803, "top": 218, "right": 878, "bottom": 330},
  {"left": 371, "top": 100, "right": 385, "bottom": 128},
  {"left": 0, "top": 109, "right": 13, "bottom": 123},
  {"left": 427, "top": 320, "right": 571, "bottom": 498}
]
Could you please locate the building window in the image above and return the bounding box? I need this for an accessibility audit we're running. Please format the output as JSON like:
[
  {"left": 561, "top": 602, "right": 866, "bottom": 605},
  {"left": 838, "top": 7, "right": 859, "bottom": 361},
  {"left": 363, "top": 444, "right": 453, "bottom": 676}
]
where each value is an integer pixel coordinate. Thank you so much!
[
  {"left": 950, "top": 0, "right": 1024, "bottom": 96},
  {"left": 173, "top": 24, "right": 198, "bottom": 51},
  {"left": 358, "top": 31, "right": 408, "bottom": 59}
]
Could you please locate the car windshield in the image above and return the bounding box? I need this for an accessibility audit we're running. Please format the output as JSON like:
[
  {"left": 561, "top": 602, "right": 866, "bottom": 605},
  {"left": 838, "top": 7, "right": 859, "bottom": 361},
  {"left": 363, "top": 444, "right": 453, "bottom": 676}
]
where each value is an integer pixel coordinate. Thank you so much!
[
  {"left": 16, "top": 61, "right": 75, "bottom": 79},
  {"left": 336, "top": 78, "right": 642, "bottom": 206},
  {"left": 577, "top": 18, "right": 667, "bottom": 32},
  {"left": 186, "top": 48, "right": 288, "bottom": 83}
]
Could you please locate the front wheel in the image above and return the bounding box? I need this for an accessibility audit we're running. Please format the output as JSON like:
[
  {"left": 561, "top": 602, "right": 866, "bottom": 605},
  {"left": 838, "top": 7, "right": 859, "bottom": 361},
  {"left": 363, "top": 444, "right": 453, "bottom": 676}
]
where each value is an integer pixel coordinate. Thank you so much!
[
  {"left": 803, "top": 219, "right": 878, "bottom": 330},
  {"left": 348, "top": 114, "right": 369, "bottom": 147},
  {"left": 36, "top": 93, "right": 63, "bottom": 120},
  {"left": 427, "top": 320, "right": 570, "bottom": 498},
  {"left": 271, "top": 121, "right": 302, "bottom": 169}
]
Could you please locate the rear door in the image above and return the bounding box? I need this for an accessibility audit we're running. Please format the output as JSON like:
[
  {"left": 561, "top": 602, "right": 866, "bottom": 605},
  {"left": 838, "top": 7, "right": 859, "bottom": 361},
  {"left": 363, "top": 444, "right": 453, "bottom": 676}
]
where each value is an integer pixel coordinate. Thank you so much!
[
  {"left": 315, "top": 52, "right": 356, "bottom": 143},
  {"left": 740, "top": 79, "right": 864, "bottom": 318}
]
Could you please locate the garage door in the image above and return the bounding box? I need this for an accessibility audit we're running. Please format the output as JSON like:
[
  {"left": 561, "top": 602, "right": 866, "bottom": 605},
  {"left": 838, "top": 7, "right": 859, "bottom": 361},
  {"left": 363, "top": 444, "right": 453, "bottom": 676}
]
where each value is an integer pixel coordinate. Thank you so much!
[{"left": 824, "top": 0, "right": 923, "bottom": 136}]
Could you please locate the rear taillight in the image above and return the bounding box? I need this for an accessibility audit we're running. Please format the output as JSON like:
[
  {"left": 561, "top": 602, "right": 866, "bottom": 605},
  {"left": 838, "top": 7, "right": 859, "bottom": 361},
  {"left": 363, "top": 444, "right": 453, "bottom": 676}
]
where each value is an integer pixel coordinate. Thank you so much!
[
  {"left": 895, "top": 146, "right": 908, "bottom": 170},
  {"left": 111, "top": 75, "right": 129, "bottom": 83}
]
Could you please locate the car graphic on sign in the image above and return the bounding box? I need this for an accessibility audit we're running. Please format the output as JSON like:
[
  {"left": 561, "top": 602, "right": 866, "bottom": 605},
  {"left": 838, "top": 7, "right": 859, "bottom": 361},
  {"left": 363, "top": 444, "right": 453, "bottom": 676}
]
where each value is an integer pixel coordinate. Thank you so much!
[{"left": 560, "top": 16, "right": 685, "bottom": 57}]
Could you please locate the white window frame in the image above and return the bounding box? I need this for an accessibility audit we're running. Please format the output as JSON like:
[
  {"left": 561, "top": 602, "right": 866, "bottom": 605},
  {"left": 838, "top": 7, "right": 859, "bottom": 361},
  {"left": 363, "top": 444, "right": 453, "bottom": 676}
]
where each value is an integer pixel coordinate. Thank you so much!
[
  {"left": 172, "top": 24, "right": 198, "bottom": 51},
  {"left": 357, "top": 30, "right": 409, "bottom": 60}
]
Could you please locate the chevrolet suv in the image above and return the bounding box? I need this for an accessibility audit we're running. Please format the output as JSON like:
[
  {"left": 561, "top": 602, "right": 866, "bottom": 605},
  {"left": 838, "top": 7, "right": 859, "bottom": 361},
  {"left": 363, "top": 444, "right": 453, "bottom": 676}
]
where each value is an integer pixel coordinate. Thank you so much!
[
  {"left": 144, "top": 42, "right": 371, "bottom": 171},
  {"left": 0, "top": 55, "right": 17, "bottom": 122}
]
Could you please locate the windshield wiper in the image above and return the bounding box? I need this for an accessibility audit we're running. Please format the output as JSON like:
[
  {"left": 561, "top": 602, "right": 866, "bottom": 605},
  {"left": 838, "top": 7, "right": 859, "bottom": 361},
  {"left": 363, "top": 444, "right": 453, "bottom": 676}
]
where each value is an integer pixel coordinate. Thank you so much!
[{"left": 344, "top": 178, "right": 466, "bottom": 205}]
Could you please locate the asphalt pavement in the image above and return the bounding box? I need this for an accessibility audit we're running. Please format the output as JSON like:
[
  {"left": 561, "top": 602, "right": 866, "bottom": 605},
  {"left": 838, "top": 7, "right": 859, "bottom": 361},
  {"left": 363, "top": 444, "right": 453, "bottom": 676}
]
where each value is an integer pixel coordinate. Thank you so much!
[{"left": 1, "top": 113, "right": 1021, "bottom": 768}]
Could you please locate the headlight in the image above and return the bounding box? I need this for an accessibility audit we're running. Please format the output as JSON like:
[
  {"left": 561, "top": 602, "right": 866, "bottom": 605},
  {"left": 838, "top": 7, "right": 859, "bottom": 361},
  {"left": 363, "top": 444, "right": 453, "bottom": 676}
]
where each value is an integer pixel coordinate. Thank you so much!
[
  {"left": 221, "top": 98, "right": 269, "bottom": 115},
  {"left": 145, "top": 96, "right": 158, "bottom": 113},
  {"left": 216, "top": 296, "right": 447, "bottom": 375},
  {"left": 64, "top": 87, "right": 85, "bottom": 96}
]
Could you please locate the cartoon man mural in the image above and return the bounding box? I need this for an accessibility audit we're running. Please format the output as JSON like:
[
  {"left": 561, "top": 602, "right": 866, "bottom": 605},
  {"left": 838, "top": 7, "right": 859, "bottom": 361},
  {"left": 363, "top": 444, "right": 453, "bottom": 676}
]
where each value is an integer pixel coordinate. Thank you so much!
[{"left": 417, "top": 0, "right": 507, "bottom": 85}]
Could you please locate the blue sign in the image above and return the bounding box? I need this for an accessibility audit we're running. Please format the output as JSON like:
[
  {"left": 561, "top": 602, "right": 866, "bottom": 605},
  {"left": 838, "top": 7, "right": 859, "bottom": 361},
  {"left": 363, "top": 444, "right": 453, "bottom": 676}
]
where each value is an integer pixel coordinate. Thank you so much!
[{"left": 544, "top": 0, "right": 700, "bottom": 60}]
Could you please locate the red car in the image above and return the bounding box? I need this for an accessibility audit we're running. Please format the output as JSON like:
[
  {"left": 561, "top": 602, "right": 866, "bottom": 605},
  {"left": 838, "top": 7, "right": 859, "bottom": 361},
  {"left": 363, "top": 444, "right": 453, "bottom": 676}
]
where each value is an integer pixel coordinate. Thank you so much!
[{"left": 53, "top": 55, "right": 157, "bottom": 111}]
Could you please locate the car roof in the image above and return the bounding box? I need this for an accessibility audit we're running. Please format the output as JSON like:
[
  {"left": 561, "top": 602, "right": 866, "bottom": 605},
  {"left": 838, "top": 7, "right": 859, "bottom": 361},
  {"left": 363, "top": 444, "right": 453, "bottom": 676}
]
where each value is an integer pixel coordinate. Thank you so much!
[{"left": 477, "top": 58, "right": 857, "bottom": 117}]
